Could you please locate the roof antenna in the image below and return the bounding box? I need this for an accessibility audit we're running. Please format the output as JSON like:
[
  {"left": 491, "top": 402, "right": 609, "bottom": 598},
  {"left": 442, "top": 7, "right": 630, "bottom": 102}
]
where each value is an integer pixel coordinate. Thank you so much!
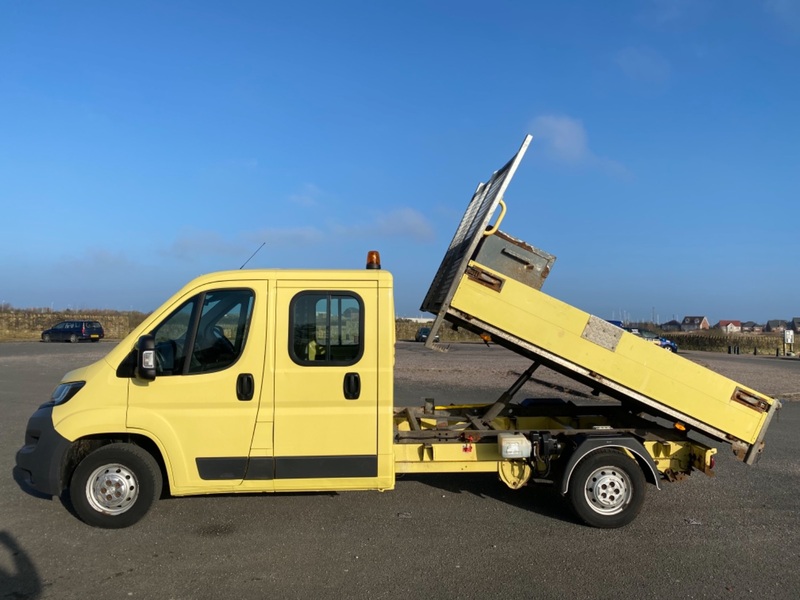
[{"left": 240, "top": 242, "right": 266, "bottom": 269}]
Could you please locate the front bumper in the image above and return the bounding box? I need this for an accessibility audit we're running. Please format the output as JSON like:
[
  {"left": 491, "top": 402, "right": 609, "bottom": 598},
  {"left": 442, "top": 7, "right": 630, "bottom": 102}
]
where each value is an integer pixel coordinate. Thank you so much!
[{"left": 15, "top": 403, "right": 72, "bottom": 498}]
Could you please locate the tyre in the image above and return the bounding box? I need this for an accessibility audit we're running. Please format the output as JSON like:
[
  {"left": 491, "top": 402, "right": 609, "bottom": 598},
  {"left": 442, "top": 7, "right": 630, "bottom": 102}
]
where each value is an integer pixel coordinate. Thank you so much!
[
  {"left": 567, "top": 449, "right": 645, "bottom": 528},
  {"left": 42, "top": 334, "right": 51, "bottom": 342},
  {"left": 69, "top": 334, "right": 79, "bottom": 343},
  {"left": 69, "top": 443, "right": 162, "bottom": 529}
]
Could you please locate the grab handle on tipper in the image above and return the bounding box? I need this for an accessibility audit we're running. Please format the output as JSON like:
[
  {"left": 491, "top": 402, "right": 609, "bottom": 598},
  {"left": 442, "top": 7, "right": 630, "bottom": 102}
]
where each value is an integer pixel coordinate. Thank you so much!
[{"left": 484, "top": 199, "right": 506, "bottom": 236}]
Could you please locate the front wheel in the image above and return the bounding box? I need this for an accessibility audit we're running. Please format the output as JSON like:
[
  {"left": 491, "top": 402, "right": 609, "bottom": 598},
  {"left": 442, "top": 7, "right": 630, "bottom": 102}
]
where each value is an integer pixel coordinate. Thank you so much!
[
  {"left": 567, "top": 449, "right": 645, "bottom": 528},
  {"left": 42, "top": 334, "right": 51, "bottom": 342},
  {"left": 69, "top": 443, "right": 162, "bottom": 528}
]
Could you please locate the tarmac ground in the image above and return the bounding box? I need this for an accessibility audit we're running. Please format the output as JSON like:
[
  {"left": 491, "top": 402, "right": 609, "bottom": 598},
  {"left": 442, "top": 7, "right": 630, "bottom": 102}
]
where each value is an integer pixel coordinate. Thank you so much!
[{"left": 1, "top": 341, "right": 798, "bottom": 600}]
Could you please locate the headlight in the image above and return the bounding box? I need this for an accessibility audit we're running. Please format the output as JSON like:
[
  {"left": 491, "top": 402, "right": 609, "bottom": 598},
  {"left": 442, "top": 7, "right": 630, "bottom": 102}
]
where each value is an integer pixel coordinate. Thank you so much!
[{"left": 51, "top": 381, "right": 86, "bottom": 406}]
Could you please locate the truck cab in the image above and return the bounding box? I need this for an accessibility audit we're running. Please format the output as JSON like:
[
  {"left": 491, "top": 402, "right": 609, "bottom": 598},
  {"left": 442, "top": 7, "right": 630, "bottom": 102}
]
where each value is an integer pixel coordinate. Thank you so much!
[{"left": 16, "top": 268, "right": 396, "bottom": 528}]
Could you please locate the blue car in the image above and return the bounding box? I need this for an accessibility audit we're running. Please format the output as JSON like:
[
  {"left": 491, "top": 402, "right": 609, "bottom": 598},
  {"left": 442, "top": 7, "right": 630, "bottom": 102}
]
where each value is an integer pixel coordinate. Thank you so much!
[
  {"left": 41, "top": 320, "right": 105, "bottom": 343},
  {"left": 624, "top": 327, "right": 678, "bottom": 353},
  {"left": 414, "top": 326, "right": 439, "bottom": 342}
]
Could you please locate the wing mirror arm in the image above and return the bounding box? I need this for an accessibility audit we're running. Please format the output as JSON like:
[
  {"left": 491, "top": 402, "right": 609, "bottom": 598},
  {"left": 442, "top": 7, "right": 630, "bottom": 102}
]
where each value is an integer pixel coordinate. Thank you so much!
[{"left": 135, "top": 334, "right": 157, "bottom": 381}]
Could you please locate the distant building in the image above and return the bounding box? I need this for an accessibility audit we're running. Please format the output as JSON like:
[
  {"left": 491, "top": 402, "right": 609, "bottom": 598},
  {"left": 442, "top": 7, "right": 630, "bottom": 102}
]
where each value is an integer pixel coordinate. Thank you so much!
[
  {"left": 741, "top": 321, "right": 764, "bottom": 333},
  {"left": 716, "top": 320, "right": 742, "bottom": 334},
  {"left": 791, "top": 318, "right": 800, "bottom": 333},
  {"left": 400, "top": 317, "right": 435, "bottom": 323},
  {"left": 661, "top": 319, "right": 682, "bottom": 332},
  {"left": 765, "top": 320, "right": 787, "bottom": 333},
  {"left": 681, "top": 316, "right": 710, "bottom": 332}
]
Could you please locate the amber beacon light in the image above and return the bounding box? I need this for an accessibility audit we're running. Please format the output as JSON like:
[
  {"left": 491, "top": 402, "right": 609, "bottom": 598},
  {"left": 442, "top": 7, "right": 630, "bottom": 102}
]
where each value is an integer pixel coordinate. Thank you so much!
[{"left": 366, "top": 250, "right": 381, "bottom": 269}]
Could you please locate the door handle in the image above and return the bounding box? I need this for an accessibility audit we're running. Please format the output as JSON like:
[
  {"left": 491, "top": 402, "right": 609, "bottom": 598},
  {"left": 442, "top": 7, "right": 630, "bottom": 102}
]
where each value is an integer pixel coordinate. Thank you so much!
[
  {"left": 343, "top": 372, "right": 360, "bottom": 400},
  {"left": 237, "top": 373, "right": 254, "bottom": 401}
]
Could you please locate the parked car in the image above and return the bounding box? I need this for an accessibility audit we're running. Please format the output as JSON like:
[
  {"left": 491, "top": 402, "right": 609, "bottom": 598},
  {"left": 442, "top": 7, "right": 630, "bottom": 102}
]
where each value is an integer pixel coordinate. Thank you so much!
[
  {"left": 625, "top": 327, "right": 678, "bottom": 353},
  {"left": 41, "top": 320, "right": 105, "bottom": 343},
  {"left": 414, "top": 326, "right": 439, "bottom": 342}
]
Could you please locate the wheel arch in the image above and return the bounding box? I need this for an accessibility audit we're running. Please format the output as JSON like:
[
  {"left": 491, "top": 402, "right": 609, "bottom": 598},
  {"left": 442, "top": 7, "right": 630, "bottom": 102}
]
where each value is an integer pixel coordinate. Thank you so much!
[
  {"left": 62, "top": 433, "right": 171, "bottom": 495},
  {"left": 559, "top": 435, "right": 660, "bottom": 495}
]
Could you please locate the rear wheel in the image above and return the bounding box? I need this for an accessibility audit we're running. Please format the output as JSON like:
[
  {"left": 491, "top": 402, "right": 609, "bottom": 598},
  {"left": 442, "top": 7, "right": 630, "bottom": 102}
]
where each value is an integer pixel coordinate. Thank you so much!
[
  {"left": 567, "top": 449, "right": 645, "bottom": 528},
  {"left": 69, "top": 443, "right": 162, "bottom": 528},
  {"left": 69, "top": 334, "right": 79, "bottom": 343}
]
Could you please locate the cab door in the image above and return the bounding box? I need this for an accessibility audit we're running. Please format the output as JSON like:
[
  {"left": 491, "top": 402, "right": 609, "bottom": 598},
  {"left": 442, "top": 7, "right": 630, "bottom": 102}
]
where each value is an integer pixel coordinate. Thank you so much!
[
  {"left": 127, "top": 282, "right": 270, "bottom": 492},
  {"left": 273, "top": 281, "right": 378, "bottom": 490}
]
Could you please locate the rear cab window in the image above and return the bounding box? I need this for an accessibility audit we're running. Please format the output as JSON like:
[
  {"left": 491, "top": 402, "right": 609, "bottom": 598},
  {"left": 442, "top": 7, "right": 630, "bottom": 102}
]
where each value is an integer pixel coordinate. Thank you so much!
[{"left": 289, "top": 292, "right": 363, "bottom": 365}]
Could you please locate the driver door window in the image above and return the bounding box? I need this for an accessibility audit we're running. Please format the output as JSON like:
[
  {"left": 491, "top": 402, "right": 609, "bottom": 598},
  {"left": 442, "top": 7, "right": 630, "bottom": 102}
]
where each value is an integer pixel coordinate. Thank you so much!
[{"left": 153, "top": 289, "right": 255, "bottom": 375}]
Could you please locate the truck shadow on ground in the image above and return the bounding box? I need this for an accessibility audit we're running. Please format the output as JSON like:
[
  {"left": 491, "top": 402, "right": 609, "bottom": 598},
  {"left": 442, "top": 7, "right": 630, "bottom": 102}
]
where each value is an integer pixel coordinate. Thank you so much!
[
  {"left": 400, "top": 472, "right": 577, "bottom": 525},
  {"left": 0, "top": 530, "right": 43, "bottom": 600}
]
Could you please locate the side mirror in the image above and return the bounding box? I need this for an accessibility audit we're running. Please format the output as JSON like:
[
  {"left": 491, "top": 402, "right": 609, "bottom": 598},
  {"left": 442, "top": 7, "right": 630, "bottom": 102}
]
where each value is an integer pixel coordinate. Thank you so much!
[{"left": 135, "top": 335, "right": 157, "bottom": 381}]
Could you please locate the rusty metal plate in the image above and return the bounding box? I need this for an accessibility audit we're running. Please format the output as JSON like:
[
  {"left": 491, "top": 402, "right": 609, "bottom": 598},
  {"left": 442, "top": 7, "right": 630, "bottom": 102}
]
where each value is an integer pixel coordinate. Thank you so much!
[
  {"left": 731, "top": 387, "right": 770, "bottom": 412},
  {"left": 465, "top": 265, "right": 505, "bottom": 292},
  {"left": 474, "top": 230, "right": 555, "bottom": 290}
]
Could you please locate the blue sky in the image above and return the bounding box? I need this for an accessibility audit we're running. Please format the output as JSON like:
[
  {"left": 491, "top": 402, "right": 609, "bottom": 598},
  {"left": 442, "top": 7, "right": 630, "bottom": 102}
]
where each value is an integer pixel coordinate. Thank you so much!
[{"left": 2, "top": 1, "right": 798, "bottom": 324}]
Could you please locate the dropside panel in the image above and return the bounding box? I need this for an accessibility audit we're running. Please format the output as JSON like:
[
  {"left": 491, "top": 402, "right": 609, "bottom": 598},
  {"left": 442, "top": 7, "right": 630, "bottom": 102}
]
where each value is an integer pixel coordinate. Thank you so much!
[{"left": 449, "top": 258, "right": 776, "bottom": 449}]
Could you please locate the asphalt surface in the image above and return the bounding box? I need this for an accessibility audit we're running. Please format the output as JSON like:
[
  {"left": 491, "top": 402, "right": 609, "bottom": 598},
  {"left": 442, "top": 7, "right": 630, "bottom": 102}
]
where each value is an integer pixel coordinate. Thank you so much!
[{"left": 1, "top": 341, "right": 798, "bottom": 600}]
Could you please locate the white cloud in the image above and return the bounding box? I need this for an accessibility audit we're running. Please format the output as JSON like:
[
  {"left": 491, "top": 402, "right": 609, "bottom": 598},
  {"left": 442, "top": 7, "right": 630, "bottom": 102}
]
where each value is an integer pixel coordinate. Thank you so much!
[
  {"left": 639, "top": 0, "right": 711, "bottom": 26},
  {"left": 152, "top": 208, "right": 434, "bottom": 270},
  {"left": 254, "top": 226, "right": 326, "bottom": 246},
  {"left": 764, "top": 0, "right": 800, "bottom": 34},
  {"left": 332, "top": 208, "right": 435, "bottom": 243},
  {"left": 57, "top": 248, "right": 139, "bottom": 271},
  {"left": 615, "top": 46, "right": 671, "bottom": 85},
  {"left": 530, "top": 114, "right": 630, "bottom": 178},
  {"left": 161, "top": 228, "right": 249, "bottom": 261},
  {"left": 530, "top": 115, "right": 589, "bottom": 163},
  {"left": 288, "top": 183, "right": 323, "bottom": 207},
  {"left": 647, "top": 0, "right": 693, "bottom": 24}
]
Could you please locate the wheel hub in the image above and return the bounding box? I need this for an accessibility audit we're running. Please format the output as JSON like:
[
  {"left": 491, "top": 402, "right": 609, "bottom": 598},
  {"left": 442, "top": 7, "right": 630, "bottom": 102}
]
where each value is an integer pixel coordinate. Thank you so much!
[
  {"left": 85, "top": 463, "right": 139, "bottom": 515},
  {"left": 585, "top": 466, "right": 631, "bottom": 515}
]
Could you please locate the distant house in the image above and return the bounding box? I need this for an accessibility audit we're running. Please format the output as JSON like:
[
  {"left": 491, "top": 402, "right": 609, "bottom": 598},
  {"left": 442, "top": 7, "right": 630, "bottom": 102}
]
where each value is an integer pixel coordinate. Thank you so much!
[
  {"left": 765, "top": 320, "right": 786, "bottom": 333},
  {"left": 661, "top": 319, "right": 682, "bottom": 332},
  {"left": 741, "top": 321, "right": 764, "bottom": 333},
  {"left": 681, "top": 316, "right": 710, "bottom": 332},
  {"left": 716, "top": 320, "right": 742, "bottom": 334},
  {"left": 791, "top": 318, "right": 800, "bottom": 333}
]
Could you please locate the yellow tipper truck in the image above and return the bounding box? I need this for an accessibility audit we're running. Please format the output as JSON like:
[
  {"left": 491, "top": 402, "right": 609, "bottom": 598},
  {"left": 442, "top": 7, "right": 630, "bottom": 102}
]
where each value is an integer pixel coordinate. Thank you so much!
[{"left": 15, "top": 136, "right": 781, "bottom": 529}]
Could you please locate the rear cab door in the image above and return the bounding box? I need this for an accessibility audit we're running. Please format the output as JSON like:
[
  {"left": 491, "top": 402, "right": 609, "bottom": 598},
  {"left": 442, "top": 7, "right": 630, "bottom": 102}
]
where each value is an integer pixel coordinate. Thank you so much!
[{"left": 273, "top": 276, "right": 387, "bottom": 491}]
